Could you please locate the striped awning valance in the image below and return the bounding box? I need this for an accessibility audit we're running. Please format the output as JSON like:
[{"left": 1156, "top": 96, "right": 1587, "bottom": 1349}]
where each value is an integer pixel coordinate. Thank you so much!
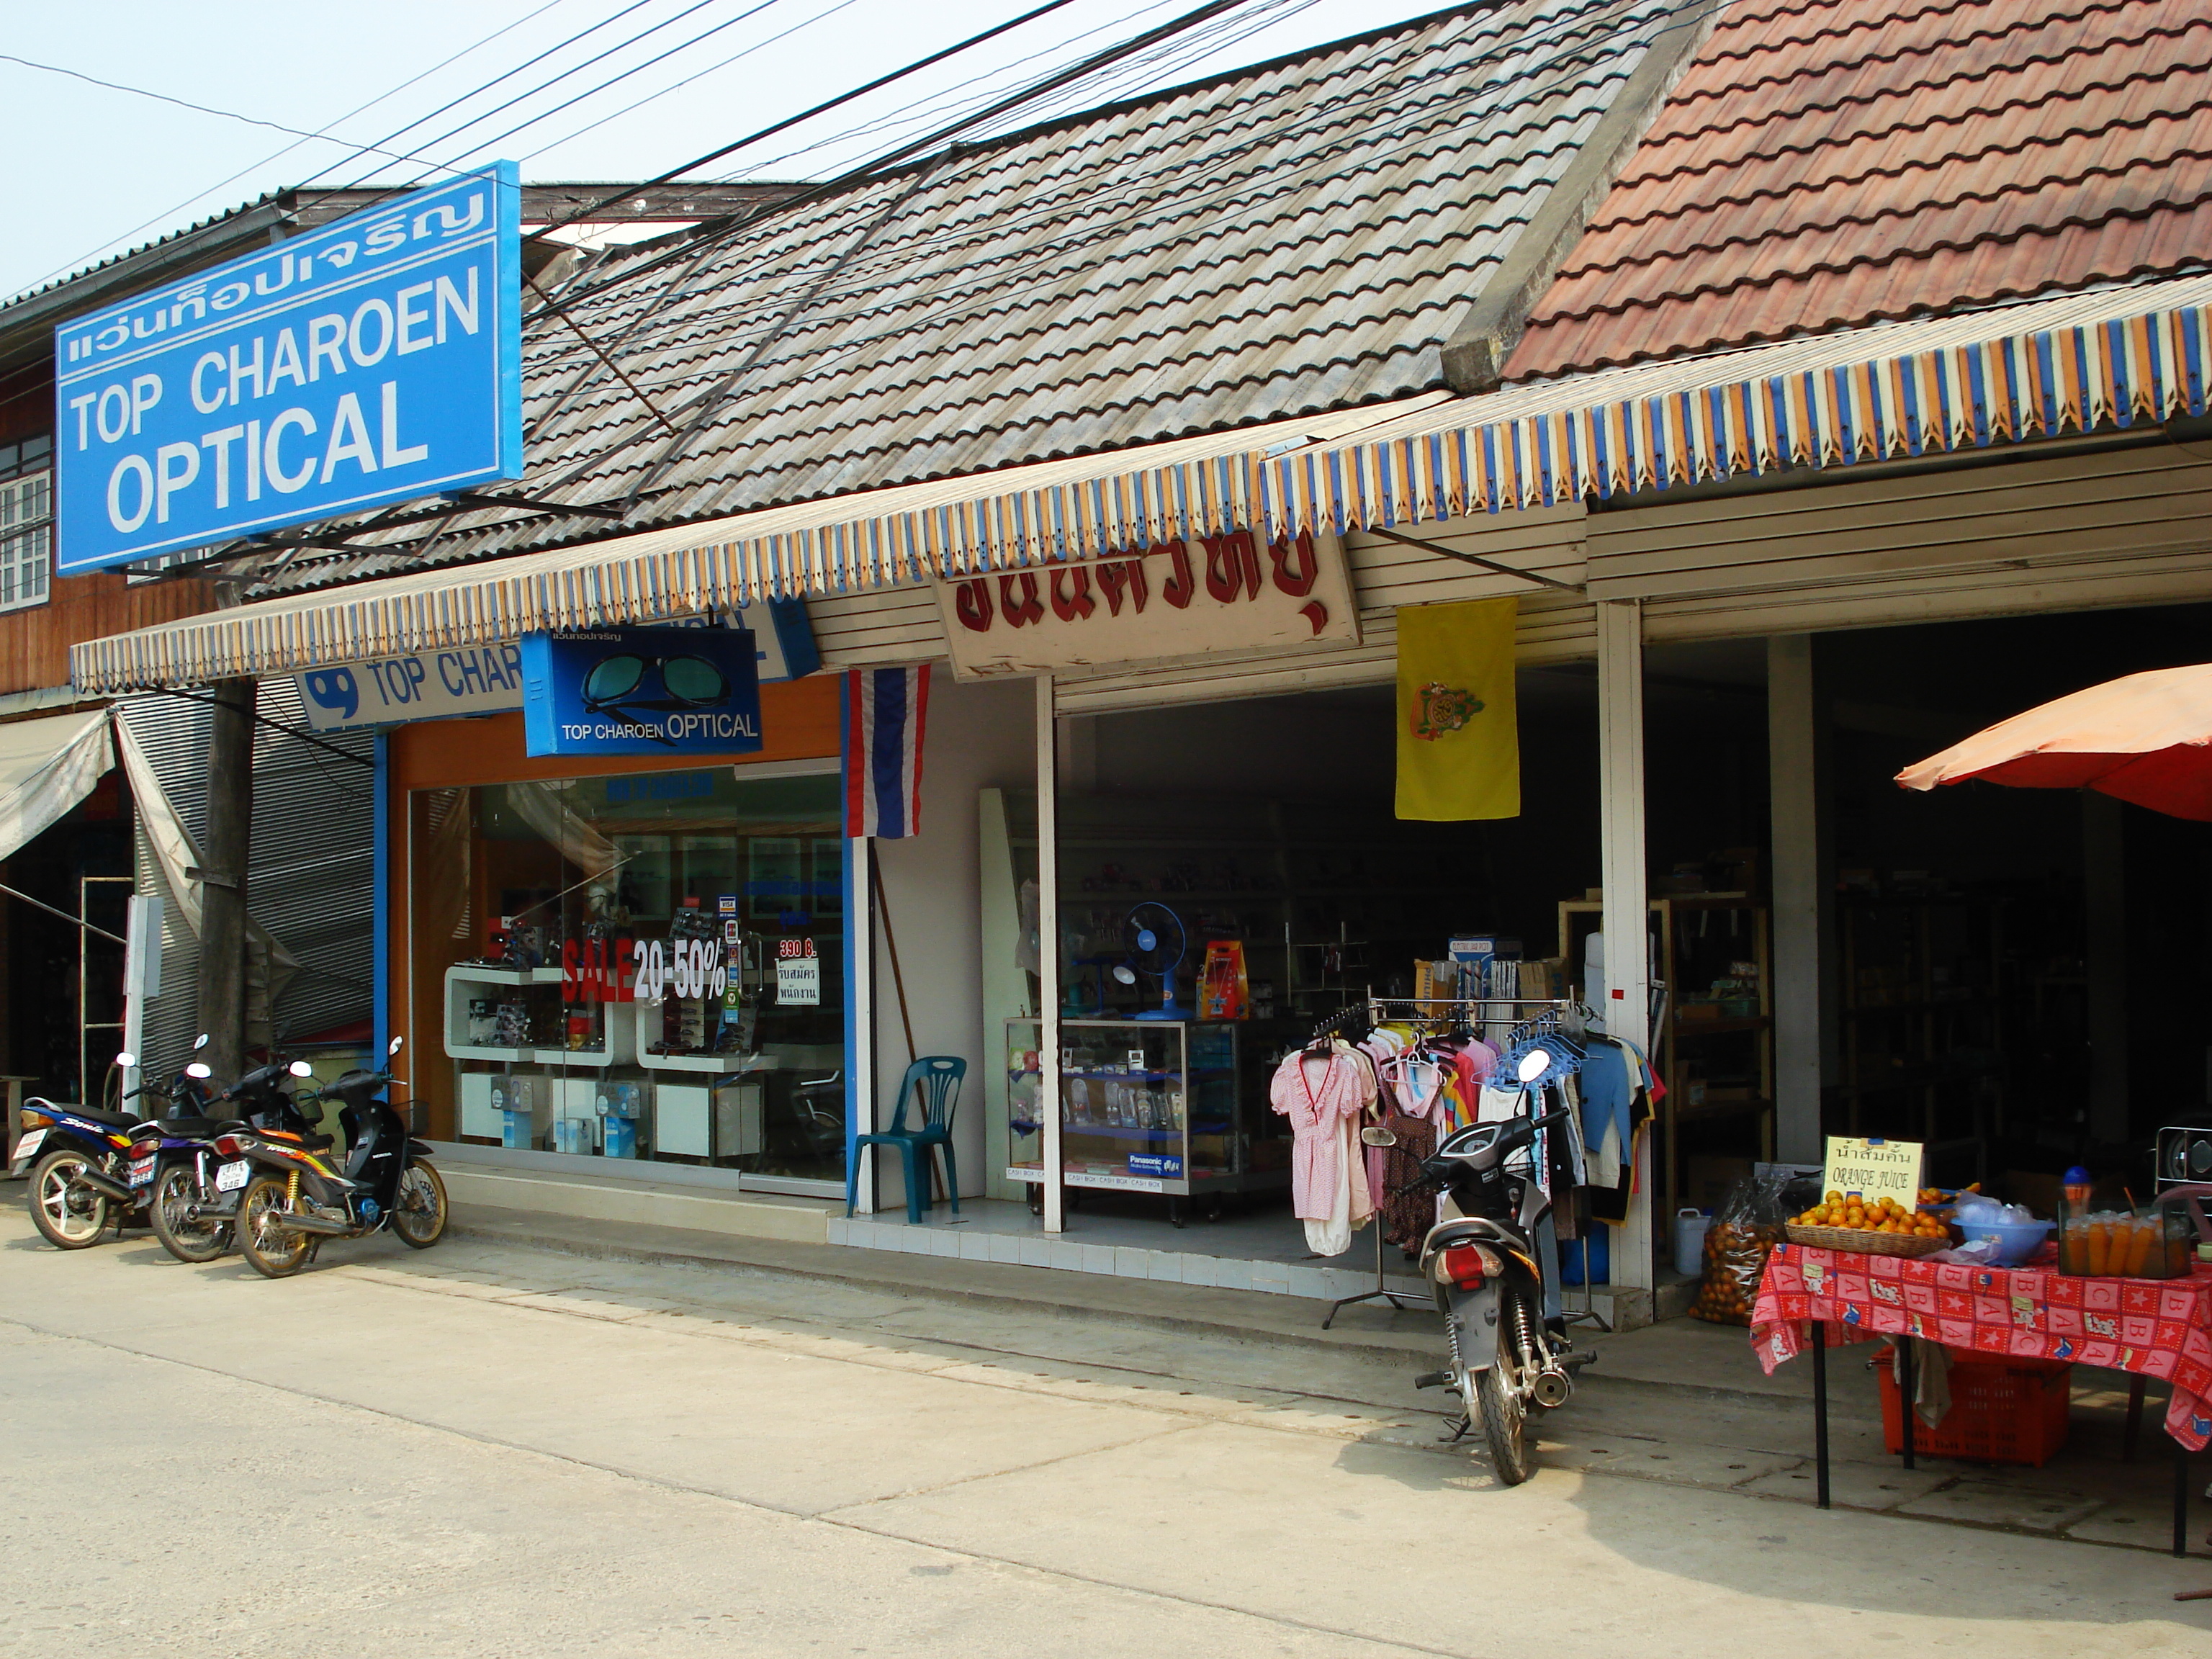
[{"left": 73, "top": 271, "right": 2212, "bottom": 693}]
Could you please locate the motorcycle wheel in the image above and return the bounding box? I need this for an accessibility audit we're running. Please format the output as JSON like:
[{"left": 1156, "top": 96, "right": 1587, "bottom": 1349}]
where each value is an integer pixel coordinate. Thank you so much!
[
  {"left": 238, "top": 1175, "right": 313, "bottom": 1279},
  {"left": 1476, "top": 1287, "right": 1542, "bottom": 1486},
  {"left": 391, "top": 1162, "right": 448, "bottom": 1249},
  {"left": 27, "top": 1149, "right": 109, "bottom": 1249},
  {"left": 149, "top": 1163, "right": 230, "bottom": 1262}
]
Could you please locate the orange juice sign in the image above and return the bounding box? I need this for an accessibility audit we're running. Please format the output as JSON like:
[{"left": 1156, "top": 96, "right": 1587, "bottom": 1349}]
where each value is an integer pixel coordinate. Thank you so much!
[{"left": 1822, "top": 1136, "right": 1923, "bottom": 1209}]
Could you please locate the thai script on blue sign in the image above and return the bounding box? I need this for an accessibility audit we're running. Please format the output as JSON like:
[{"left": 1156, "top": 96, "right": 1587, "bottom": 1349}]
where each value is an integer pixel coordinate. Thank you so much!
[
  {"left": 519, "top": 626, "right": 764, "bottom": 757},
  {"left": 294, "top": 599, "right": 817, "bottom": 733},
  {"left": 55, "top": 163, "right": 523, "bottom": 572}
]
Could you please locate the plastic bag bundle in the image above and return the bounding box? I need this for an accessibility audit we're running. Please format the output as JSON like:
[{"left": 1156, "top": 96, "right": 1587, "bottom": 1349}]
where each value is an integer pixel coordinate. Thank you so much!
[{"left": 1691, "top": 1167, "right": 1793, "bottom": 1325}]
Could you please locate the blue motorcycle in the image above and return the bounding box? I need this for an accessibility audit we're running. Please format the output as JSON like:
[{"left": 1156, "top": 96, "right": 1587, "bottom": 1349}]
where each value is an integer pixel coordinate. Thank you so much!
[{"left": 10, "top": 1051, "right": 201, "bottom": 1249}]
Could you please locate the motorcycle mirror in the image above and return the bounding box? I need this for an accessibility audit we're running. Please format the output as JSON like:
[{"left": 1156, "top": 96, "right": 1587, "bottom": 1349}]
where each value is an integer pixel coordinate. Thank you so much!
[
  {"left": 185, "top": 1062, "right": 213, "bottom": 1079},
  {"left": 1516, "top": 1049, "right": 1551, "bottom": 1084},
  {"left": 288, "top": 1060, "right": 315, "bottom": 1079},
  {"left": 388, "top": 1035, "right": 405, "bottom": 1056},
  {"left": 114, "top": 1051, "right": 137, "bottom": 1070},
  {"left": 192, "top": 1033, "right": 210, "bottom": 1051}
]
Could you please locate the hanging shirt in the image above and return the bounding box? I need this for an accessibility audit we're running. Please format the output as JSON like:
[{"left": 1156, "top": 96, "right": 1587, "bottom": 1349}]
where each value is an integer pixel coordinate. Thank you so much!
[{"left": 1269, "top": 1044, "right": 1375, "bottom": 1253}]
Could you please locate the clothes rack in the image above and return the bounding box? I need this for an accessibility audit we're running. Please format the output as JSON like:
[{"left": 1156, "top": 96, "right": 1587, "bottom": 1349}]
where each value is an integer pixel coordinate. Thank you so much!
[{"left": 1321, "top": 994, "right": 1597, "bottom": 1329}]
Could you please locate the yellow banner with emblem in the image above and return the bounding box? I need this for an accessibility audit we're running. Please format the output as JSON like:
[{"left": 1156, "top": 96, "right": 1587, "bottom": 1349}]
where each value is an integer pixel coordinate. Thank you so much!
[{"left": 1395, "top": 598, "right": 1519, "bottom": 820}]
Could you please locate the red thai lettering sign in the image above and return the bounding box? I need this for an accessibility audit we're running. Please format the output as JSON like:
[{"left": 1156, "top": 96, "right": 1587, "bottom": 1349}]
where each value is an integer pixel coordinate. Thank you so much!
[{"left": 934, "top": 528, "right": 1358, "bottom": 679}]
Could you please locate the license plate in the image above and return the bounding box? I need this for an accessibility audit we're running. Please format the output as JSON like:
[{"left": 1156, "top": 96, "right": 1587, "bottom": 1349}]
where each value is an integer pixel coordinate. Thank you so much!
[
  {"left": 214, "top": 1160, "right": 251, "bottom": 1192},
  {"left": 129, "top": 1156, "right": 156, "bottom": 1187},
  {"left": 12, "top": 1128, "right": 47, "bottom": 1166}
]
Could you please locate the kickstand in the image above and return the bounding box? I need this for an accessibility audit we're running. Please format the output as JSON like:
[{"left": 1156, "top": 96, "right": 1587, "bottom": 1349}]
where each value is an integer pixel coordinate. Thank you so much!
[{"left": 1440, "top": 1411, "right": 1472, "bottom": 1444}]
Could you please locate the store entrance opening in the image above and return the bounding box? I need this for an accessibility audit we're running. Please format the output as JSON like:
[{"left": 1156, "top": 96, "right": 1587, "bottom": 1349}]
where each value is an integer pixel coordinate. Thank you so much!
[{"left": 957, "top": 672, "right": 1648, "bottom": 1306}]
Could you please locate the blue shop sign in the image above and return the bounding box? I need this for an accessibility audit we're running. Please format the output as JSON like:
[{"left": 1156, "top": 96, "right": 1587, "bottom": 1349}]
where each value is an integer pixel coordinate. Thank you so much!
[
  {"left": 295, "top": 598, "right": 817, "bottom": 733},
  {"left": 519, "top": 626, "right": 764, "bottom": 757},
  {"left": 55, "top": 163, "right": 523, "bottom": 572}
]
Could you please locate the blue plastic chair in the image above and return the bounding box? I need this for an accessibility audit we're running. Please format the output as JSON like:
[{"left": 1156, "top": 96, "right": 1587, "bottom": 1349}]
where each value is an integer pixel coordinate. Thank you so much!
[{"left": 846, "top": 1056, "right": 965, "bottom": 1223}]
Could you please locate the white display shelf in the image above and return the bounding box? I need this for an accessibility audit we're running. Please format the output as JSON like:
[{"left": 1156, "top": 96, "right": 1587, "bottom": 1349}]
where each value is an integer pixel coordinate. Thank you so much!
[
  {"left": 444, "top": 1043, "right": 616, "bottom": 1067},
  {"left": 444, "top": 965, "right": 637, "bottom": 1066},
  {"left": 638, "top": 1048, "right": 769, "bottom": 1075},
  {"left": 443, "top": 963, "right": 558, "bottom": 986}
]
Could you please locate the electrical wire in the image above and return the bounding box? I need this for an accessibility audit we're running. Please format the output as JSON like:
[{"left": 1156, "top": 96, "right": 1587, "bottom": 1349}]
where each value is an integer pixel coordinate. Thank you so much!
[
  {"left": 533, "top": 0, "right": 1648, "bottom": 377},
  {"left": 454, "top": 0, "right": 1681, "bottom": 505},
  {"left": 320, "top": 0, "right": 742, "bottom": 191},
  {"left": 235, "top": 0, "right": 1673, "bottom": 574},
  {"left": 515, "top": 0, "right": 865, "bottom": 166},
  {"left": 8, "top": 0, "right": 575, "bottom": 300}
]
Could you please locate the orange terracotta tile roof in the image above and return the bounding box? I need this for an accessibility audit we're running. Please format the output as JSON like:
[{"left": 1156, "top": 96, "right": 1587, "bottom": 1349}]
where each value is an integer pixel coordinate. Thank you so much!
[{"left": 1504, "top": 0, "right": 2212, "bottom": 382}]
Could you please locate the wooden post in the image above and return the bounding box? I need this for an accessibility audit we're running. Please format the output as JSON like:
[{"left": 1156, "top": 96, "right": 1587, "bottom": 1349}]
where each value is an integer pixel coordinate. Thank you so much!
[{"left": 198, "top": 677, "right": 255, "bottom": 1079}]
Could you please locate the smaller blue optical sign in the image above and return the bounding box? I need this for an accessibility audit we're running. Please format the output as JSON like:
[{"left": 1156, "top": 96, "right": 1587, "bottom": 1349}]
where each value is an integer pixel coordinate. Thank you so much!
[
  {"left": 55, "top": 162, "right": 523, "bottom": 572},
  {"left": 519, "top": 626, "right": 765, "bottom": 758}
]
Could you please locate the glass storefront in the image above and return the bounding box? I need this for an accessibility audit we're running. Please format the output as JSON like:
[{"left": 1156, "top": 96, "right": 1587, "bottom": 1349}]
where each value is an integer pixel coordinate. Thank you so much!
[{"left": 416, "top": 763, "right": 847, "bottom": 1188}]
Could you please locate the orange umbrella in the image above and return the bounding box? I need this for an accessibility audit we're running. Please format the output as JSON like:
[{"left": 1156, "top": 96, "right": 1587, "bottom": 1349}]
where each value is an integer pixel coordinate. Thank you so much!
[{"left": 1897, "top": 665, "right": 2212, "bottom": 821}]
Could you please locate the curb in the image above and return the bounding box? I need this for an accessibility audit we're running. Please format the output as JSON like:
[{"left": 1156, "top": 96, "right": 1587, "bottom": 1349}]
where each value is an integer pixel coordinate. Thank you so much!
[{"left": 446, "top": 1212, "right": 1853, "bottom": 1418}]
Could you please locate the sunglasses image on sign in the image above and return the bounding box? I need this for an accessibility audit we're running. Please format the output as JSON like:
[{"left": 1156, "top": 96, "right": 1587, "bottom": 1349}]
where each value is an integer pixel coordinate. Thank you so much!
[{"left": 581, "top": 653, "right": 731, "bottom": 743}]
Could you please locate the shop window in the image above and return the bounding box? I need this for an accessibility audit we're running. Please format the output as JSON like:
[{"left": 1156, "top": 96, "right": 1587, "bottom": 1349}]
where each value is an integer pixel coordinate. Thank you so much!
[
  {"left": 0, "top": 436, "right": 53, "bottom": 614},
  {"left": 423, "top": 765, "right": 847, "bottom": 1188}
]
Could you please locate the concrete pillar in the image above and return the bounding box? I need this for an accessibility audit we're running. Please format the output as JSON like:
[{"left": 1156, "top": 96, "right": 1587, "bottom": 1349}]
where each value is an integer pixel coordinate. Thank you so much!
[
  {"left": 197, "top": 678, "right": 254, "bottom": 1081},
  {"left": 2083, "top": 792, "right": 2128, "bottom": 1146},
  {"left": 1596, "top": 600, "right": 1652, "bottom": 1290},
  {"left": 1768, "top": 635, "right": 1822, "bottom": 1163},
  {"left": 1035, "top": 674, "right": 1064, "bottom": 1233}
]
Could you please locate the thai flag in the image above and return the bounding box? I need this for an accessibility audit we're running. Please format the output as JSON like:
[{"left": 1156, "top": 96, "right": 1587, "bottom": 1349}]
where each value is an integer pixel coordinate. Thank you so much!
[{"left": 845, "top": 667, "right": 930, "bottom": 837}]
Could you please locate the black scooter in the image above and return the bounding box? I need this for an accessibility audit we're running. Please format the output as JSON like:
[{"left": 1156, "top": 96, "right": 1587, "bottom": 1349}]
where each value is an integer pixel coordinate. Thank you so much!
[
  {"left": 1408, "top": 1048, "right": 1594, "bottom": 1485},
  {"left": 222, "top": 1038, "right": 448, "bottom": 1278}
]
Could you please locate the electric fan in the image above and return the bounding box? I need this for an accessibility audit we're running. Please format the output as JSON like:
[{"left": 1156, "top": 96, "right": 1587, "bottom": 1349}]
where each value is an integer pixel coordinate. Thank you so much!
[{"left": 1115, "top": 902, "right": 1187, "bottom": 1021}]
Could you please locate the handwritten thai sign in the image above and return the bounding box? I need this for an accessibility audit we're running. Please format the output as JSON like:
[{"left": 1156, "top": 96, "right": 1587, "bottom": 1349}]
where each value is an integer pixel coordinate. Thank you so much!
[
  {"left": 933, "top": 528, "right": 1357, "bottom": 679},
  {"left": 1822, "top": 1136, "right": 1924, "bottom": 1208}
]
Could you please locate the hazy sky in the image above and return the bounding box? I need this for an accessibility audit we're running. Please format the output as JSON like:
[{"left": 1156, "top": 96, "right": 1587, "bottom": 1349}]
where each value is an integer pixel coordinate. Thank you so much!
[{"left": 1, "top": 0, "right": 1408, "bottom": 300}]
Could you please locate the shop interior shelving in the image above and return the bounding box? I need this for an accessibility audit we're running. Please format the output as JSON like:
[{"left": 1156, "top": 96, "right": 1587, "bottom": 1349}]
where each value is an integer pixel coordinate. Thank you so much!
[{"left": 1560, "top": 895, "right": 1773, "bottom": 1223}]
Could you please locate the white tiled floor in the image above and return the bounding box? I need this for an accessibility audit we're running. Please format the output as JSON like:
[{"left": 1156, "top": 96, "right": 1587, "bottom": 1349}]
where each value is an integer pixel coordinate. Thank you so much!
[{"left": 826, "top": 1195, "right": 1430, "bottom": 1304}]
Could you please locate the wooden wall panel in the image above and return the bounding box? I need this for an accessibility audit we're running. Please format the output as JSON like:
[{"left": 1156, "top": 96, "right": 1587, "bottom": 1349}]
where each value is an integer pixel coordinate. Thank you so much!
[{"left": 0, "top": 572, "right": 216, "bottom": 696}]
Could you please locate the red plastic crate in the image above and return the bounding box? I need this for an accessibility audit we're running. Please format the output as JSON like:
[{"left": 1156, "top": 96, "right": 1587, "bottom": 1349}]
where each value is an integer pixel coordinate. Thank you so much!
[{"left": 1876, "top": 1352, "right": 2072, "bottom": 1466}]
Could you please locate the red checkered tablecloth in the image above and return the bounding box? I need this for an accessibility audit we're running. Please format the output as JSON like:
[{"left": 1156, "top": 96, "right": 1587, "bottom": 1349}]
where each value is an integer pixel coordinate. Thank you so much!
[{"left": 1750, "top": 1244, "right": 2212, "bottom": 1449}]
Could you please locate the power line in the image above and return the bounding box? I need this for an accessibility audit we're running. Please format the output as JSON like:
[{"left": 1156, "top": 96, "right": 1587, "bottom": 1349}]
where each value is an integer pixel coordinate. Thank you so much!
[
  {"left": 0, "top": 53, "right": 460, "bottom": 168},
  {"left": 8, "top": 0, "right": 575, "bottom": 299},
  {"left": 330, "top": 0, "right": 779, "bottom": 194},
  {"left": 516, "top": 0, "right": 865, "bottom": 165},
  {"left": 521, "top": 0, "right": 1090, "bottom": 243}
]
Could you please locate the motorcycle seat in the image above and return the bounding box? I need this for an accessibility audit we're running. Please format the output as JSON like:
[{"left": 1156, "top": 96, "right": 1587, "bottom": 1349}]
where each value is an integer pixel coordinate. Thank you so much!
[
  {"left": 158, "top": 1117, "right": 225, "bottom": 1138},
  {"left": 73, "top": 1105, "right": 143, "bottom": 1130}
]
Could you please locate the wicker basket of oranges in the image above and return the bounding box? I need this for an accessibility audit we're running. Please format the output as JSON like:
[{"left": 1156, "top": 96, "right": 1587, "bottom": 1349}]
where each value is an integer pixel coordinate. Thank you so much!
[{"left": 1784, "top": 1190, "right": 1951, "bottom": 1258}]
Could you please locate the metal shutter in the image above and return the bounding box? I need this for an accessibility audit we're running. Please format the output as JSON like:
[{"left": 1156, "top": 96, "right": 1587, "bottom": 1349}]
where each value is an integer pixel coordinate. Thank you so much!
[{"left": 121, "top": 680, "right": 372, "bottom": 1080}]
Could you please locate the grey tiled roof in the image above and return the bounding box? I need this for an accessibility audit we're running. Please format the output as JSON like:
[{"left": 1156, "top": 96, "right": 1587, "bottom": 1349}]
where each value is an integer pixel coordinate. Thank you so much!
[{"left": 252, "top": 0, "right": 1683, "bottom": 595}]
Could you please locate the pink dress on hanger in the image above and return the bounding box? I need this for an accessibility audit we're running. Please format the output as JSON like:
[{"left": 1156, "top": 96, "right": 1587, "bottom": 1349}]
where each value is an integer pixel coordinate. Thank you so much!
[{"left": 1270, "top": 1045, "right": 1376, "bottom": 1255}]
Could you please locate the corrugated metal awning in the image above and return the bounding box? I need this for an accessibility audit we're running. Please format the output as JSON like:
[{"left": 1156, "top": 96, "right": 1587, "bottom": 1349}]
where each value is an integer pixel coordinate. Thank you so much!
[{"left": 73, "top": 270, "right": 2212, "bottom": 693}]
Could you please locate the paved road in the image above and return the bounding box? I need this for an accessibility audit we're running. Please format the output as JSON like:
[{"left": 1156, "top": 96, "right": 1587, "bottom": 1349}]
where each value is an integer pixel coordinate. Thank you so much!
[{"left": 1, "top": 1202, "right": 2206, "bottom": 1656}]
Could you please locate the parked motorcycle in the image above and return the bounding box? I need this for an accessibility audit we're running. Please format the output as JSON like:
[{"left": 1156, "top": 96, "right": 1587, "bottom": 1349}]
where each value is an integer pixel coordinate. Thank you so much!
[
  {"left": 12, "top": 1050, "right": 201, "bottom": 1250},
  {"left": 224, "top": 1038, "right": 447, "bottom": 1278},
  {"left": 133, "top": 1044, "right": 322, "bottom": 1263},
  {"left": 1409, "top": 1047, "right": 1594, "bottom": 1485}
]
